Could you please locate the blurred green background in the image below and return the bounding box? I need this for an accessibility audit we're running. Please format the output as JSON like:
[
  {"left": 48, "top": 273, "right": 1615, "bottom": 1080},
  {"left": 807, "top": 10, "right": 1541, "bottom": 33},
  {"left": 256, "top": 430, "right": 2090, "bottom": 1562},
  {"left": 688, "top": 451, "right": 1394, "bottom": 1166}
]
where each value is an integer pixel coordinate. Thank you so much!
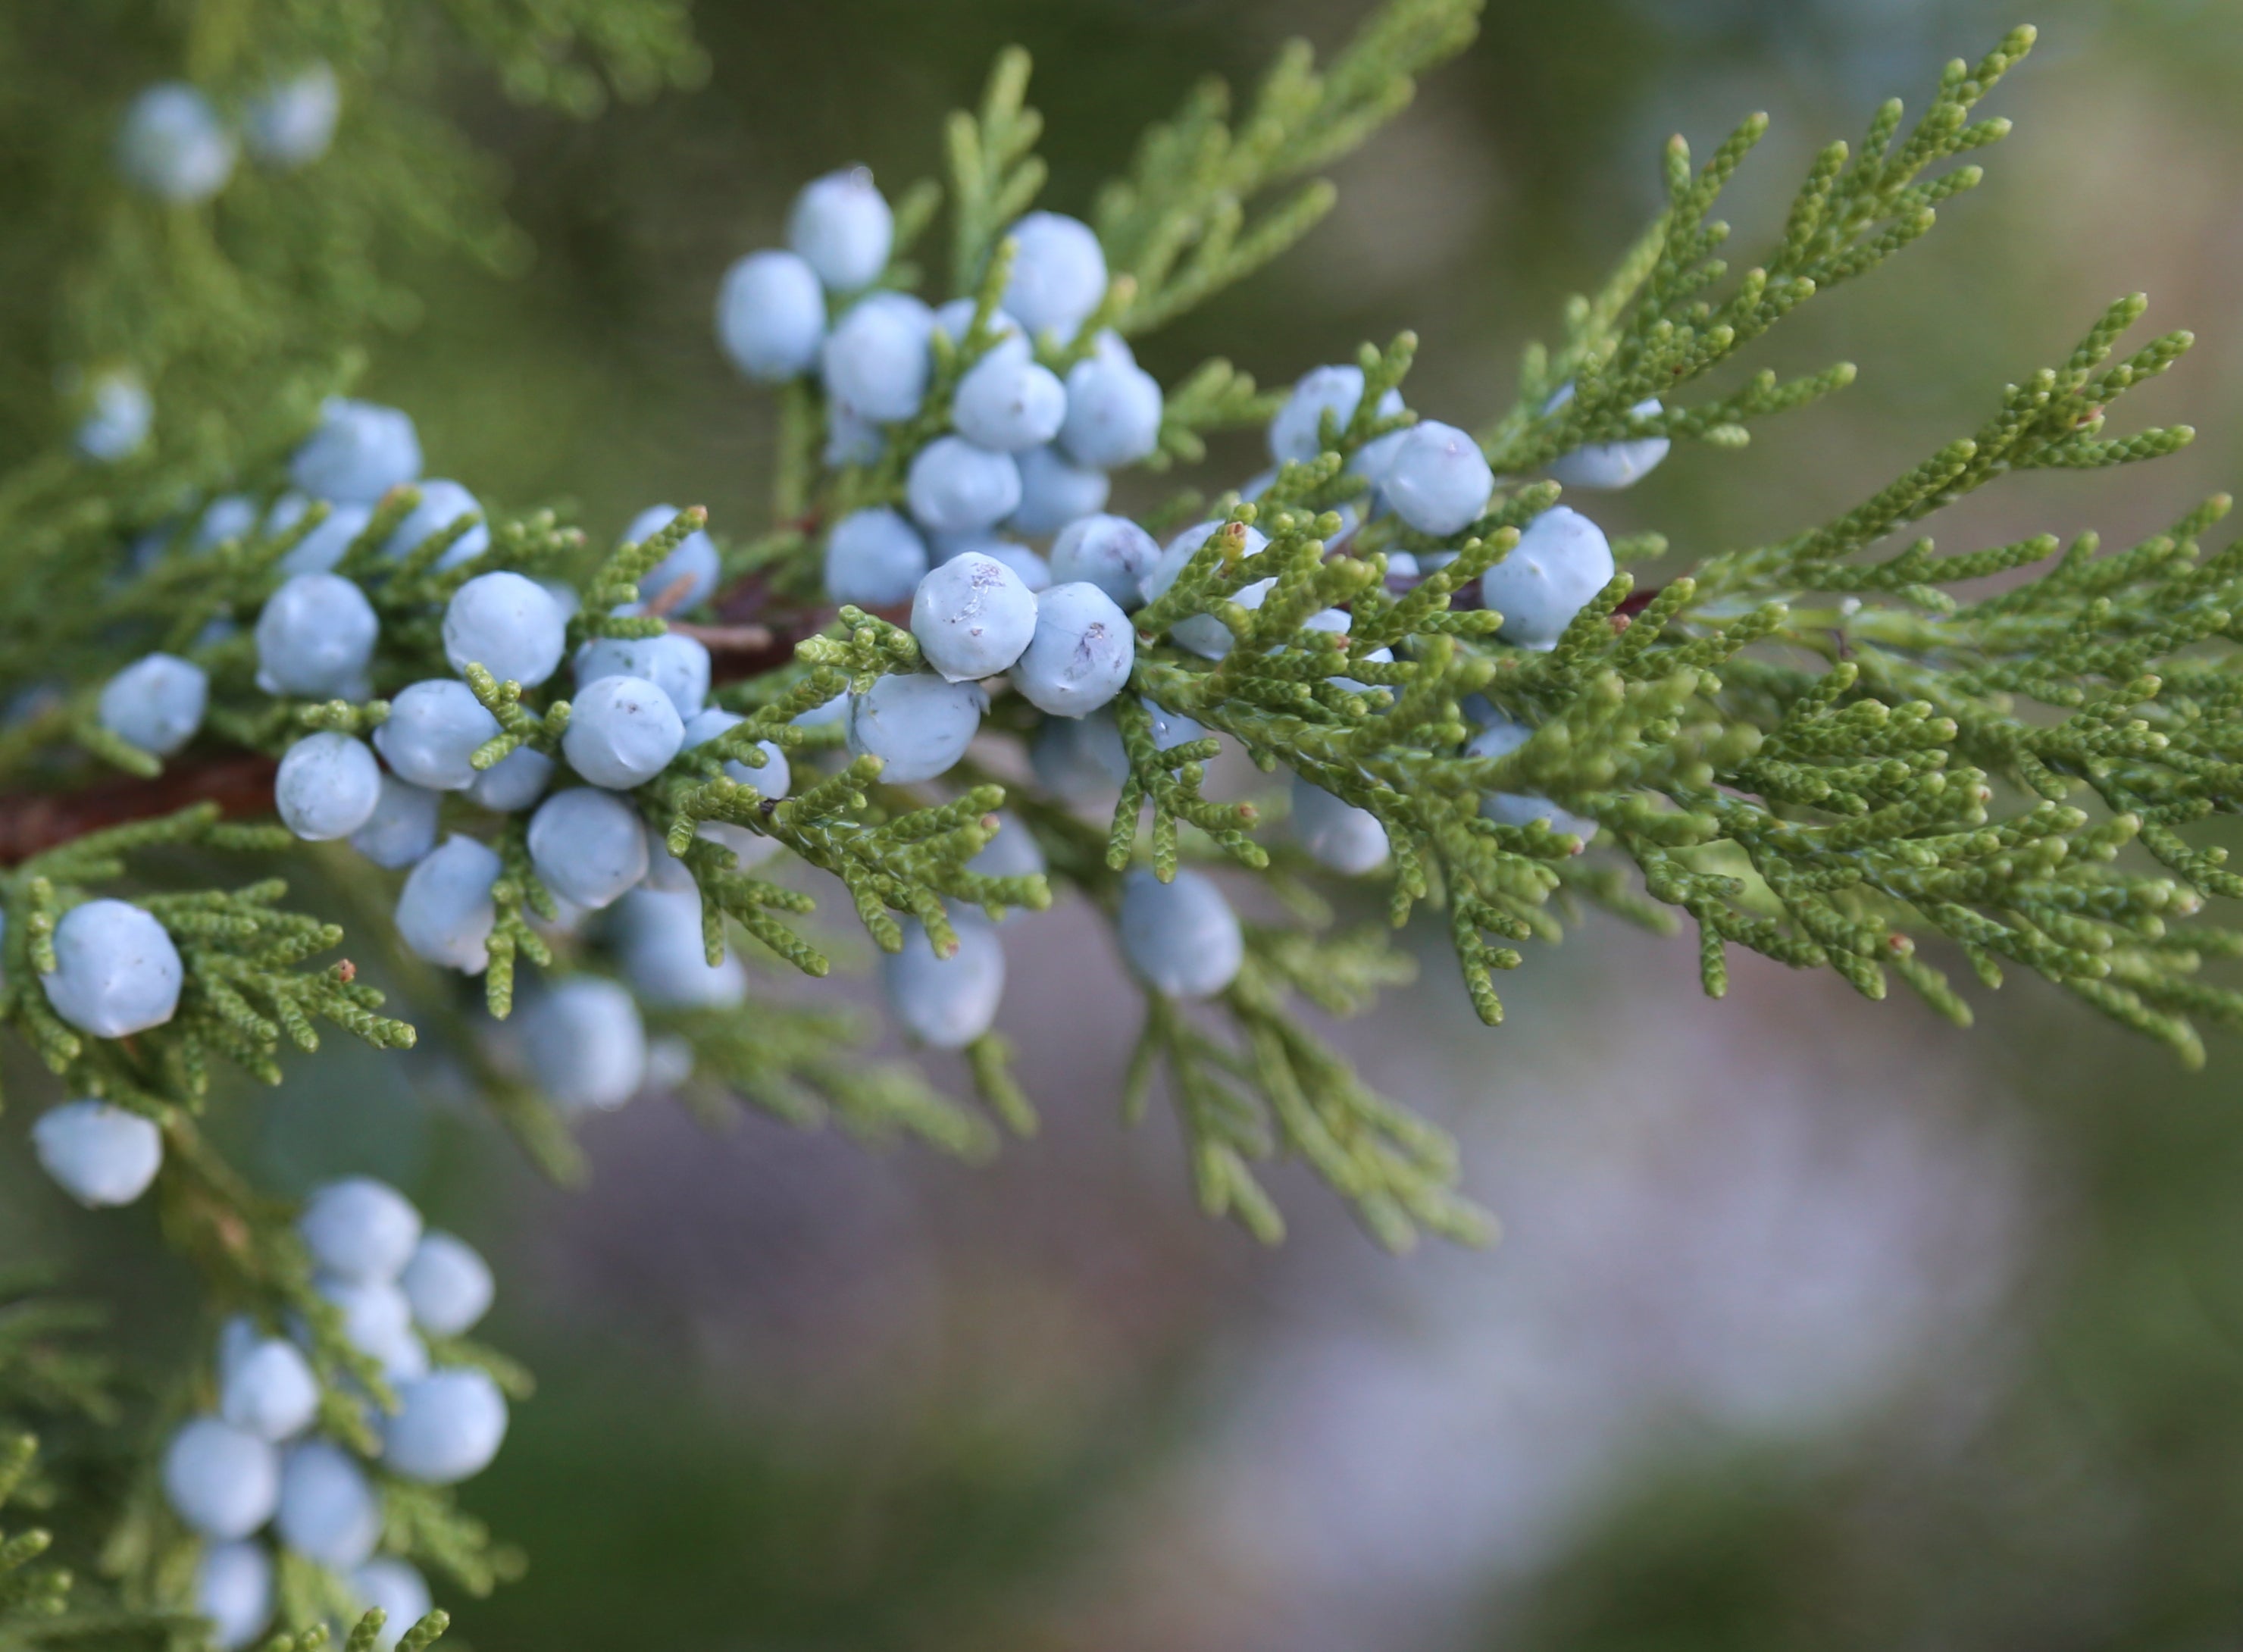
[{"left": 14, "top": 0, "right": 2243, "bottom": 1645}]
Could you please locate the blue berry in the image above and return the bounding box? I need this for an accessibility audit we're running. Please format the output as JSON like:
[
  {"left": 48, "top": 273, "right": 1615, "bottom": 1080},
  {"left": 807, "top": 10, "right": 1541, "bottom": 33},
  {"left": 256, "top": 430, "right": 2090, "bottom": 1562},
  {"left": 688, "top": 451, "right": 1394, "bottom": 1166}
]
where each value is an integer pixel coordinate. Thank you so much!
[
  {"left": 824, "top": 405, "right": 884, "bottom": 468},
  {"left": 622, "top": 505, "right": 722, "bottom": 612},
  {"left": 562, "top": 675, "right": 685, "bottom": 789},
  {"left": 383, "top": 1367, "right": 508, "bottom": 1485},
  {"left": 291, "top": 400, "right": 421, "bottom": 505},
  {"left": 442, "top": 571, "right": 564, "bottom": 688},
  {"left": 969, "top": 811, "right": 1045, "bottom": 881},
  {"left": 911, "top": 551, "right": 1038, "bottom": 681},
  {"left": 275, "top": 732, "right": 383, "bottom": 841},
  {"left": 845, "top": 673, "right": 984, "bottom": 784},
  {"left": 300, "top": 1178, "right": 421, "bottom": 1282},
  {"left": 31, "top": 1100, "right": 163, "bottom": 1207},
  {"left": 40, "top": 899, "right": 183, "bottom": 1037},
  {"left": 1001, "top": 213, "right": 1107, "bottom": 339},
  {"left": 1290, "top": 775, "right": 1389, "bottom": 875},
  {"left": 99, "top": 652, "right": 207, "bottom": 756},
  {"left": 74, "top": 370, "right": 152, "bottom": 461},
  {"left": 615, "top": 887, "right": 748, "bottom": 1008},
  {"left": 1049, "top": 514, "right": 1159, "bottom": 607},
  {"left": 163, "top": 1418, "right": 280, "bottom": 1541},
  {"left": 400, "top": 1232, "right": 493, "bottom": 1338},
  {"left": 1268, "top": 365, "right": 1404, "bottom": 465},
  {"left": 194, "top": 495, "right": 261, "bottom": 552},
  {"left": 242, "top": 64, "right": 339, "bottom": 170},
  {"left": 197, "top": 1541, "right": 274, "bottom": 1651},
  {"left": 1008, "top": 443, "right": 1110, "bottom": 536},
  {"left": 383, "top": 480, "right": 488, "bottom": 568},
  {"left": 573, "top": 632, "right": 710, "bottom": 720},
  {"left": 276, "top": 1439, "right": 381, "bottom": 1569},
  {"left": 1143, "top": 521, "right": 1272, "bottom": 659},
  {"left": 640, "top": 820, "right": 699, "bottom": 893},
  {"left": 1465, "top": 716, "right": 1598, "bottom": 843},
  {"left": 1479, "top": 505, "right": 1614, "bottom": 648},
  {"left": 527, "top": 788, "right": 650, "bottom": 910},
  {"left": 220, "top": 1337, "right": 319, "bottom": 1443},
  {"left": 1118, "top": 868, "right": 1244, "bottom": 999},
  {"left": 1028, "top": 708, "right": 1127, "bottom": 802},
  {"left": 824, "top": 507, "right": 928, "bottom": 606},
  {"left": 953, "top": 348, "right": 1068, "bottom": 452},
  {"left": 256, "top": 574, "right": 378, "bottom": 699},
  {"left": 351, "top": 1560, "right": 431, "bottom": 1652},
  {"left": 881, "top": 915, "right": 1005, "bottom": 1048},
  {"left": 787, "top": 167, "right": 894, "bottom": 291},
  {"left": 525, "top": 978, "right": 647, "bottom": 1111},
  {"left": 1345, "top": 427, "right": 1412, "bottom": 513},
  {"left": 315, "top": 1276, "right": 425, "bottom": 1381},
  {"left": 821, "top": 292, "right": 932, "bottom": 421},
  {"left": 269, "top": 496, "right": 374, "bottom": 576},
  {"left": 716, "top": 251, "right": 826, "bottom": 383},
  {"left": 1383, "top": 420, "right": 1493, "bottom": 537},
  {"left": 906, "top": 436, "right": 1022, "bottom": 535},
  {"left": 932, "top": 301, "right": 1025, "bottom": 351},
  {"left": 465, "top": 745, "right": 552, "bottom": 813},
  {"left": 683, "top": 709, "right": 790, "bottom": 795},
  {"left": 1011, "top": 582, "right": 1133, "bottom": 716},
  {"left": 116, "top": 83, "right": 235, "bottom": 202},
  {"left": 393, "top": 834, "right": 501, "bottom": 971},
  {"left": 1544, "top": 386, "right": 1669, "bottom": 490},
  {"left": 374, "top": 681, "right": 501, "bottom": 791},
  {"left": 1058, "top": 355, "right": 1162, "bottom": 469},
  {"left": 934, "top": 532, "right": 1051, "bottom": 592}
]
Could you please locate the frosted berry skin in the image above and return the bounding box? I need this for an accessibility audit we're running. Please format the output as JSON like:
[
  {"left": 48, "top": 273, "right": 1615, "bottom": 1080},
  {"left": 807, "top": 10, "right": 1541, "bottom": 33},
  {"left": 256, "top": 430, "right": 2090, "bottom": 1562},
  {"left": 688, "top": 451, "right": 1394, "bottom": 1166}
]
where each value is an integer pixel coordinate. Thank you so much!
[
  {"left": 290, "top": 399, "right": 421, "bottom": 505},
  {"left": 116, "top": 83, "right": 236, "bottom": 203},
  {"left": 881, "top": 915, "right": 1006, "bottom": 1049},
  {"left": 219, "top": 1338, "right": 319, "bottom": 1443},
  {"left": 845, "top": 673, "right": 984, "bottom": 784},
  {"left": 824, "top": 507, "right": 930, "bottom": 608},
  {"left": 352, "top": 1560, "right": 432, "bottom": 1652},
  {"left": 787, "top": 167, "right": 894, "bottom": 291},
  {"left": 383, "top": 1366, "right": 509, "bottom": 1485},
  {"left": 275, "top": 732, "right": 383, "bottom": 842},
  {"left": 276, "top": 1439, "right": 382, "bottom": 1569},
  {"left": 162, "top": 1419, "right": 280, "bottom": 1541},
  {"left": 393, "top": 834, "right": 502, "bottom": 971},
  {"left": 197, "top": 1541, "right": 274, "bottom": 1651},
  {"left": 242, "top": 64, "right": 340, "bottom": 170},
  {"left": 75, "top": 371, "right": 152, "bottom": 461},
  {"left": 317, "top": 1276, "right": 426, "bottom": 1381},
  {"left": 255, "top": 573, "right": 378, "bottom": 698},
  {"left": 464, "top": 746, "right": 552, "bottom": 814},
  {"left": 349, "top": 774, "right": 441, "bottom": 868},
  {"left": 562, "top": 674, "right": 686, "bottom": 790},
  {"left": 821, "top": 291, "right": 934, "bottom": 421},
  {"left": 400, "top": 1232, "right": 494, "bottom": 1338},
  {"left": 1010, "top": 582, "right": 1134, "bottom": 717},
  {"left": 1049, "top": 514, "right": 1161, "bottom": 608},
  {"left": 1001, "top": 212, "right": 1108, "bottom": 339},
  {"left": 1118, "top": 868, "right": 1244, "bottom": 1000},
  {"left": 716, "top": 250, "right": 827, "bottom": 383},
  {"left": 194, "top": 495, "right": 261, "bottom": 552},
  {"left": 1028, "top": 709, "right": 1127, "bottom": 803},
  {"left": 1544, "top": 386, "right": 1670, "bottom": 490},
  {"left": 622, "top": 503, "right": 723, "bottom": 612},
  {"left": 443, "top": 571, "right": 566, "bottom": 687},
  {"left": 271, "top": 498, "right": 374, "bottom": 576},
  {"left": 1058, "top": 355, "right": 1163, "bottom": 470},
  {"left": 824, "top": 405, "right": 884, "bottom": 468},
  {"left": 299, "top": 1177, "right": 421, "bottom": 1283},
  {"left": 31, "top": 1100, "right": 164, "bottom": 1207},
  {"left": 616, "top": 888, "right": 749, "bottom": 1009},
  {"left": 1143, "top": 521, "right": 1273, "bottom": 660},
  {"left": 383, "top": 479, "right": 489, "bottom": 568},
  {"left": 953, "top": 349, "right": 1068, "bottom": 452},
  {"left": 682, "top": 709, "right": 791, "bottom": 796},
  {"left": 573, "top": 633, "right": 710, "bottom": 721},
  {"left": 1008, "top": 443, "right": 1111, "bottom": 536},
  {"left": 968, "top": 811, "right": 1046, "bottom": 881},
  {"left": 40, "top": 900, "right": 183, "bottom": 1037},
  {"left": 911, "top": 551, "right": 1038, "bottom": 681},
  {"left": 374, "top": 680, "right": 501, "bottom": 791},
  {"left": 1465, "top": 716, "right": 1600, "bottom": 843},
  {"left": 524, "top": 978, "right": 647, "bottom": 1112},
  {"left": 1267, "top": 365, "right": 1405, "bottom": 465},
  {"left": 1479, "top": 504, "right": 1616, "bottom": 648},
  {"left": 906, "top": 436, "right": 1023, "bottom": 536},
  {"left": 1383, "top": 420, "right": 1494, "bottom": 537},
  {"left": 99, "top": 652, "right": 207, "bottom": 756},
  {"left": 527, "top": 788, "right": 650, "bottom": 910},
  {"left": 1290, "top": 774, "right": 1390, "bottom": 875}
]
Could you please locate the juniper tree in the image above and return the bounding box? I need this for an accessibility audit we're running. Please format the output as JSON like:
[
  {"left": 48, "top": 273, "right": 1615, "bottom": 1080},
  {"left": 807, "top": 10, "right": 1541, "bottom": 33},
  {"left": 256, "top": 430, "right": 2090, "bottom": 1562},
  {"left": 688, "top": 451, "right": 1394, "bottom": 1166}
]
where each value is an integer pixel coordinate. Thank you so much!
[{"left": 2, "top": 0, "right": 2239, "bottom": 1642}]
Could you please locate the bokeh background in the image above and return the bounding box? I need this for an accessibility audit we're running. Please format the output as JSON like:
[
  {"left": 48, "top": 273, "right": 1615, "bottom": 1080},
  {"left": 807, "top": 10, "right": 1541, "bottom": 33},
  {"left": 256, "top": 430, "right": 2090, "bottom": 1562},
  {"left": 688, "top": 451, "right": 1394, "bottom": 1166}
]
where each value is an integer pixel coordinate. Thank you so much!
[{"left": 11, "top": 0, "right": 2243, "bottom": 1645}]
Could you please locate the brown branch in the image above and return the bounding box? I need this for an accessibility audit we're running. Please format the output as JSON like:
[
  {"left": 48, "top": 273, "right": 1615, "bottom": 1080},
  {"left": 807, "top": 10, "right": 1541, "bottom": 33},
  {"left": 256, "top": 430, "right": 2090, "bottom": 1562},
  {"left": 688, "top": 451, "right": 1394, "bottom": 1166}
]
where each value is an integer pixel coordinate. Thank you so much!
[{"left": 0, "top": 752, "right": 279, "bottom": 865}]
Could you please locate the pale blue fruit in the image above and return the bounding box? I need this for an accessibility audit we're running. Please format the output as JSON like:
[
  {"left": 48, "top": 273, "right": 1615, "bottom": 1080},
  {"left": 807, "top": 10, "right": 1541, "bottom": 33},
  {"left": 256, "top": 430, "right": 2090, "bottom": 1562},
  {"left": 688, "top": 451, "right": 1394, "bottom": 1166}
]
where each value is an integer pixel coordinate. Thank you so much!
[
  {"left": 1479, "top": 505, "right": 1615, "bottom": 648},
  {"left": 197, "top": 1541, "right": 274, "bottom": 1650},
  {"left": 881, "top": 915, "right": 1006, "bottom": 1048},
  {"left": 75, "top": 371, "right": 152, "bottom": 461},
  {"left": 349, "top": 774, "right": 441, "bottom": 868},
  {"left": 911, "top": 551, "right": 1037, "bottom": 681},
  {"left": 1049, "top": 514, "right": 1159, "bottom": 607},
  {"left": 116, "top": 83, "right": 235, "bottom": 202},
  {"left": 242, "top": 64, "right": 339, "bottom": 170},
  {"left": 382, "top": 1367, "right": 508, "bottom": 1485},
  {"left": 824, "top": 405, "right": 884, "bottom": 468},
  {"left": 1008, "top": 444, "right": 1109, "bottom": 536},
  {"left": 464, "top": 746, "right": 552, "bottom": 814},
  {"left": 275, "top": 732, "right": 383, "bottom": 842},
  {"left": 1267, "top": 365, "right": 1404, "bottom": 465},
  {"left": 443, "top": 571, "right": 565, "bottom": 687},
  {"left": 820, "top": 292, "right": 933, "bottom": 421},
  {"left": 1382, "top": 420, "right": 1494, "bottom": 537},
  {"left": 269, "top": 497, "right": 374, "bottom": 576},
  {"left": 351, "top": 1558, "right": 432, "bottom": 1652},
  {"left": 845, "top": 673, "right": 984, "bottom": 784},
  {"left": 399, "top": 1232, "right": 494, "bottom": 1338},
  {"left": 276, "top": 1439, "right": 380, "bottom": 1569},
  {"left": 383, "top": 480, "right": 488, "bottom": 568},
  {"left": 562, "top": 675, "right": 685, "bottom": 789},
  {"left": 40, "top": 900, "right": 183, "bottom": 1037},
  {"left": 1290, "top": 774, "right": 1389, "bottom": 875},
  {"left": 527, "top": 788, "right": 649, "bottom": 910},
  {"left": 374, "top": 680, "right": 500, "bottom": 791},
  {"left": 573, "top": 632, "right": 709, "bottom": 721},
  {"left": 393, "top": 835, "right": 501, "bottom": 971},
  {"left": 220, "top": 1338, "right": 319, "bottom": 1443},
  {"left": 615, "top": 887, "right": 747, "bottom": 1009},
  {"left": 291, "top": 400, "right": 421, "bottom": 505},
  {"left": 968, "top": 810, "right": 1045, "bottom": 881},
  {"left": 524, "top": 978, "right": 646, "bottom": 1112},
  {"left": 931, "top": 532, "right": 1050, "bottom": 593},
  {"left": 622, "top": 504, "right": 722, "bottom": 612},
  {"left": 315, "top": 1276, "right": 426, "bottom": 1381},
  {"left": 1058, "top": 355, "right": 1162, "bottom": 470},
  {"left": 716, "top": 251, "right": 825, "bottom": 382},
  {"left": 300, "top": 1178, "right": 421, "bottom": 1283},
  {"left": 824, "top": 507, "right": 928, "bottom": 607},
  {"left": 193, "top": 495, "right": 260, "bottom": 552},
  {"left": 931, "top": 301, "right": 1025, "bottom": 351},
  {"left": 787, "top": 167, "right": 893, "bottom": 291},
  {"left": 163, "top": 1418, "right": 280, "bottom": 1541},
  {"left": 1001, "top": 212, "right": 1107, "bottom": 338},
  {"left": 1544, "top": 385, "right": 1669, "bottom": 490},
  {"left": 1465, "top": 715, "right": 1600, "bottom": 842},
  {"left": 1028, "top": 708, "right": 1126, "bottom": 802},
  {"left": 32, "top": 1100, "right": 163, "bottom": 1207},
  {"left": 682, "top": 709, "right": 790, "bottom": 796},
  {"left": 1010, "top": 582, "right": 1133, "bottom": 716},
  {"left": 953, "top": 349, "right": 1068, "bottom": 452},
  {"left": 1142, "top": 521, "right": 1272, "bottom": 659},
  {"left": 99, "top": 652, "right": 206, "bottom": 756},
  {"left": 906, "top": 436, "right": 1022, "bottom": 535},
  {"left": 1118, "top": 868, "right": 1243, "bottom": 999},
  {"left": 256, "top": 574, "right": 377, "bottom": 698}
]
